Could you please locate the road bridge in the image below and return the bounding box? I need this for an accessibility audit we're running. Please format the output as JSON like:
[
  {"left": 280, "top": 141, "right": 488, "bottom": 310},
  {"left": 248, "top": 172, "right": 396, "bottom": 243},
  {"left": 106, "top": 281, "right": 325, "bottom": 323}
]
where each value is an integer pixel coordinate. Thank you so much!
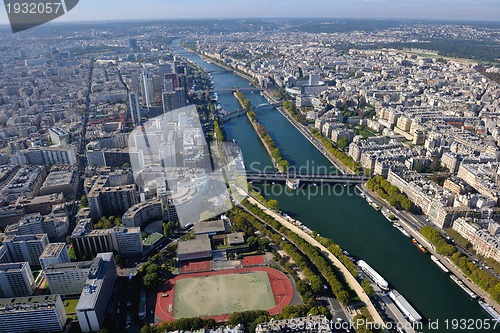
[{"left": 245, "top": 172, "right": 366, "bottom": 185}]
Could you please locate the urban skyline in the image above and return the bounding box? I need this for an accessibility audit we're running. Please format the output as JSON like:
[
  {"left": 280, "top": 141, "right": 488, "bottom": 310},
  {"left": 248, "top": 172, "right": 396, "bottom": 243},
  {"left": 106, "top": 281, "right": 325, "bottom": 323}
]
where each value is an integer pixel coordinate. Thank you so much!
[{"left": 1, "top": 0, "right": 500, "bottom": 25}]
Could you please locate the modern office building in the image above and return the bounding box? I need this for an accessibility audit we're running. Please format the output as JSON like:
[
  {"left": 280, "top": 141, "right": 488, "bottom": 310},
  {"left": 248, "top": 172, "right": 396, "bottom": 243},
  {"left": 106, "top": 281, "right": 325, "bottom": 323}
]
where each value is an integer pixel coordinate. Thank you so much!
[
  {"left": 39, "top": 243, "right": 70, "bottom": 270},
  {"left": 76, "top": 253, "right": 117, "bottom": 333},
  {"left": 2, "top": 234, "right": 49, "bottom": 267},
  {"left": 162, "top": 89, "right": 186, "bottom": 113},
  {"left": 72, "top": 225, "right": 143, "bottom": 260},
  {"left": 0, "top": 262, "right": 35, "bottom": 298},
  {"left": 0, "top": 295, "right": 67, "bottom": 333},
  {"left": 72, "top": 229, "right": 114, "bottom": 261},
  {"left": 111, "top": 227, "right": 143, "bottom": 255},
  {"left": 44, "top": 258, "right": 99, "bottom": 296},
  {"left": 128, "top": 91, "right": 142, "bottom": 125}
]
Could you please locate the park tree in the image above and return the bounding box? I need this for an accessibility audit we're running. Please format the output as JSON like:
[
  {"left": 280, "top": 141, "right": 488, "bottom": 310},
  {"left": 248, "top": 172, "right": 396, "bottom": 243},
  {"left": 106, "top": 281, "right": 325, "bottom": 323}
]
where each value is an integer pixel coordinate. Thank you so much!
[
  {"left": 267, "top": 199, "right": 279, "bottom": 211},
  {"left": 362, "top": 279, "right": 374, "bottom": 296}
]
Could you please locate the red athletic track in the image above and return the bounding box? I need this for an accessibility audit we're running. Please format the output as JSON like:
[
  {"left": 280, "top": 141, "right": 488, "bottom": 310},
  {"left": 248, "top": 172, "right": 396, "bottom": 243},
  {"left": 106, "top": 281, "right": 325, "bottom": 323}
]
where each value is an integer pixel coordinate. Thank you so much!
[
  {"left": 155, "top": 266, "right": 294, "bottom": 323},
  {"left": 180, "top": 260, "right": 211, "bottom": 274},
  {"left": 242, "top": 255, "right": 265, "bottom": 267}
]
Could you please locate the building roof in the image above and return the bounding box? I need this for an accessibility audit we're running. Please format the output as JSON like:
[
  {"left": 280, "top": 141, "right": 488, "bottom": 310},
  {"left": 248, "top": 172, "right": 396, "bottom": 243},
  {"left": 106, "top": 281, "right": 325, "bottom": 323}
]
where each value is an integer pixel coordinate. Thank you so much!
[
  {"left": 194, "top": 220, "right": 226, "bottom": 235},
  {"left": 227, "top": 232, "right": 245, "bottom": 245},
  {"left": 39, "top": 243, "right": 66, "bottom": 259},
  {"left": 177, "top": 234, "right": 212, "bottom": 256},
  {"left": 44, "top": 260, "right": 94, "bottom": 273},
  {"left": 75, "top": 253, "right": 114, "bottom": 312},
  {"left": 0, "top": 295, "right": 61, "bottom": 312}
]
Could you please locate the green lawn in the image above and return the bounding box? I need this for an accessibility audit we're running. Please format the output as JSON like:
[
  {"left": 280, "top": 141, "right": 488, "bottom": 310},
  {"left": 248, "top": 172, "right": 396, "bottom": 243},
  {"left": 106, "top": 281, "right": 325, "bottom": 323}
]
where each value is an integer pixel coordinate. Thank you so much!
[
  {"left": 174, "top": 271, "right": 275, "bottom": 318},
  {"left": 63, "top": 299, "right": 79, "bottom": 314}
]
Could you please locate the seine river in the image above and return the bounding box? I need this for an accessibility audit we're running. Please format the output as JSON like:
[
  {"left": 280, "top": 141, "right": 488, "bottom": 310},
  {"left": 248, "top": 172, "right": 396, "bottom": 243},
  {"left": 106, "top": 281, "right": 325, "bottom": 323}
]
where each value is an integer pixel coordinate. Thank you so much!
[{"left": 171, "top": 39, "right": 498, "bottom": 333}]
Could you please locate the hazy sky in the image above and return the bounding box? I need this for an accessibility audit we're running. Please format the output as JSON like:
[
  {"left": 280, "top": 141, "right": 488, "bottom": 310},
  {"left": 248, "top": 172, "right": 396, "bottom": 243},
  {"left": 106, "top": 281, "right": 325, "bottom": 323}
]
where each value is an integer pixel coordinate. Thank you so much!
[{"left": 1, "top": 0, "right": 499, "bottom": 24}]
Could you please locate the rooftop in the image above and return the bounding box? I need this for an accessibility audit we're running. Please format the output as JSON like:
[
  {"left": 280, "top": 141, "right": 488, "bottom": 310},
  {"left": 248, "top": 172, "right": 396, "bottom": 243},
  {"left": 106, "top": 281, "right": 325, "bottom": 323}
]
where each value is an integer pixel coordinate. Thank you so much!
[
  {"left": 194, "top": 220, "right": 227, "bottom": 235},
  {"left": 39, "top": 243, "right": 66, "bottom": 259},
  {"left": 177, "top": 234, "right": 212, "bottom": 255},
  {"left": 0, "top": 295, "right": 61, "bottom": 313}
]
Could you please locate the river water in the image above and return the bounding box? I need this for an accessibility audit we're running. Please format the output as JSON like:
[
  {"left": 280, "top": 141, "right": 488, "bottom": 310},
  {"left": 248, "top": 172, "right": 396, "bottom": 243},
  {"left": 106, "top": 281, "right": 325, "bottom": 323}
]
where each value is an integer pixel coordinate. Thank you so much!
[{"left": 171, "top": 39, "right": 498, "bottom": 333}]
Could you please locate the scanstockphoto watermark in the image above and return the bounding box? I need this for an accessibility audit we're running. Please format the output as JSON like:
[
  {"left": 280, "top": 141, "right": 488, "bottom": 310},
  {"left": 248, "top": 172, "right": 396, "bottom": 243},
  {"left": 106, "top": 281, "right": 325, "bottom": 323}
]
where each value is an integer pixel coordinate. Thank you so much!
[
  {"left": 284, "top": 319, "right": 423, "bottom": 332},
  {"left": 3, "top": 0, "right": 79, "bottom": 33},
  {"left": 247, "top": 161, "right": 341, "bottom": 176},
  {"left": 250, "top": 181, "right": 360, "bottom": 200}
]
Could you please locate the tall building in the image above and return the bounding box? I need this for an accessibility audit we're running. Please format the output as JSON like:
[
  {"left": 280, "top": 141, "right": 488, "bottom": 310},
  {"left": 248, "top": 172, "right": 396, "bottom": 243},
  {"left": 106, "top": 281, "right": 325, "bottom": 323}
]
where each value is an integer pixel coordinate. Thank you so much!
[
  {"left": 141, "top": 69, "right": 156, "bottom": 108},
  {"left": 87, "top": 175, "right": 138, "bottom": 220},
  {"left": 12, "top": 146, "right": 78, "bottom": 166},
  {"left": 128, "top": 91, "right": 141, "bottom": 125},
  {"left": 71, "top": 226, "right": 142, "bottom": 260},
  {"left": 76, "top": 253, "right": 117, "bottom": 333},
  {"left": 162, "top": 89, "right": 186, "bottom": 113},
  {"left": 48, "top": 127, "right": 70, "bottom": 146},
  {"left": 2, "top": 234, "right": 49, "bottom": 267},
  {"left": 0, "top": 262, "right": 35, "bottom": 298},
  {"left": 0, "top": 295, "right": 67, "bottom": 333},
  {"left": 39, "top": 243, "right": 70, "bottom": 270},
  {"left": 44, "top": 258, "right": 100, "bottom": 296},
  {"left": 72, "top": 229, "right": 114, "bottom": 261},
  {"left": 111, "top": 227, "right": 143, "bottom": 255},
  {"left": 0, "top": 246, "right": 10, "bottom": 264}
]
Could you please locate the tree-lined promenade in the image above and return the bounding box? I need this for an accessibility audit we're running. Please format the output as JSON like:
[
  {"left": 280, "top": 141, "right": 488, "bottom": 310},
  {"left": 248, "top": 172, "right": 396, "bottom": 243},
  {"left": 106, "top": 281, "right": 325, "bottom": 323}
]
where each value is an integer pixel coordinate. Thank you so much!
[
  {"left": 234, "top": 91, "right": 290, "bottom": 172},
  {"left": 236, "top": 188, "right": 385, "bottom": 327}
]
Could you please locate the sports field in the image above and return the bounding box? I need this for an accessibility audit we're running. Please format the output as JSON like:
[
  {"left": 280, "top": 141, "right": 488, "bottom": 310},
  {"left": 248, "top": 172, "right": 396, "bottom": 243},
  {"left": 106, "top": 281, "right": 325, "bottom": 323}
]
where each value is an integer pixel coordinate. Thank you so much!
[{"left": 173, "top": 271, "right": 275, "bottom": 318}]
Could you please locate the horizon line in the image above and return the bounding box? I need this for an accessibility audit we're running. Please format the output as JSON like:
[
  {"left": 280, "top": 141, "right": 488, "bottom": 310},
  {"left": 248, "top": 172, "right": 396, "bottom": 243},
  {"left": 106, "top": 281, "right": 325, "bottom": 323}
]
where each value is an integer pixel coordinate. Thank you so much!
[{"left": 1, "top": 16, "right": 500, "bottom": 28}]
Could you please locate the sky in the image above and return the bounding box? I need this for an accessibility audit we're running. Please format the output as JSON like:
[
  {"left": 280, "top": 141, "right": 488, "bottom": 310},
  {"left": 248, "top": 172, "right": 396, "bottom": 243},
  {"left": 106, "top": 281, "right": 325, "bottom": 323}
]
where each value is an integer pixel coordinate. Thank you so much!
[{"left": 0, "top": 0, "right": 499, "bottom": 25}]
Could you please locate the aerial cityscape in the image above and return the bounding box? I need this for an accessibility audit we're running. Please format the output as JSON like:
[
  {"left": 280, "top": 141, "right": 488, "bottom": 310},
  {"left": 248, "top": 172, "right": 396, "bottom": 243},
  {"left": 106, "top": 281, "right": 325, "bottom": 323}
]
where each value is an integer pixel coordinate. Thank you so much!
[{"left": 0, "top": 2, "right": 500, "bottom": 333}]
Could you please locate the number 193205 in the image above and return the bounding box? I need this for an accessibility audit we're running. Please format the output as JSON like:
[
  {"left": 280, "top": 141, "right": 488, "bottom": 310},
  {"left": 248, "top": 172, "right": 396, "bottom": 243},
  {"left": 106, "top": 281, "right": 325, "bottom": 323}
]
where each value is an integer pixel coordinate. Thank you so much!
[{"left": 6, "top": 2, "right": 63, "bottom": 14}]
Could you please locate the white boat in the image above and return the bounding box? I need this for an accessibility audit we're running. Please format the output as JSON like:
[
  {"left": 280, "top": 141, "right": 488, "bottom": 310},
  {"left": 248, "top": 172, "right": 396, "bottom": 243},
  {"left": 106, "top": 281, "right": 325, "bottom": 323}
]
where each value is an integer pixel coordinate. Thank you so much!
[
  {"left": 479, "top": 300, "right": 500, "bottom": 322},
  {"left": 450, "top": 275, "right": 477, "bottom": 299},
  {"left": 396, "top": 225, "right": 411, "bottom": 238},
  {"left": 431, "top": 255, "right": 450, "bottom": 273},
  {"left": 389, "top": 290, "right": 422, "bottom": 323},
  {"left": 286, "top": 178, "right": 300, "bottom": 190},
  {"left": 358, "top": 260, "right": 389, "bottom": 291}
]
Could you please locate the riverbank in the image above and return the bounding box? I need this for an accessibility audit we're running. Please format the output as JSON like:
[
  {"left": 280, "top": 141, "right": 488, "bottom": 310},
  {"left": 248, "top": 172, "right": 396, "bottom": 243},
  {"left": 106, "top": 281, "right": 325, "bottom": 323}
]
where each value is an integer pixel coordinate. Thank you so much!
[
  {"left": 360, "top": 183, "right": 500, "bottom": 313},
  {"left": 260, "top": 90, "right": 355, "bottom": 175},
  {"left": 234, "top": 91, "right": 289, "bottom": 172},
  {"left": 240, "top": 191, "right": 385, "bottom": 326},
  {"left": 172, "top": 41, "right": 496, "bottom": 331}
]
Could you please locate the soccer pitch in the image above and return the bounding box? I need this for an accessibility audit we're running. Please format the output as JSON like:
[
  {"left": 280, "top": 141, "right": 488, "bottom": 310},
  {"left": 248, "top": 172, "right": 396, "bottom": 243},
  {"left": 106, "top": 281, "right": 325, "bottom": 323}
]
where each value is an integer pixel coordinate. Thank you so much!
[{"left": 173, "top": 271, "right": 276, "bottom": 318}]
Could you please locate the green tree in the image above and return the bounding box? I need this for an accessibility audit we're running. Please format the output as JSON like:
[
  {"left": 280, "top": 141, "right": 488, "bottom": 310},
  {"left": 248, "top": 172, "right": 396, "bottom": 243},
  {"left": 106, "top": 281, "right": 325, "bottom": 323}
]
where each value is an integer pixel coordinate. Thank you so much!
[
  {"left": 267, "top": 199, "right": 279, "bottom": 211},
  {"left": 80, "top": 195, "right": 88, "bottom": 207},
  {"left": 337, "top": 290, "right": 350, "bottom": 305},
  {"left": 337, "top": 137, "right": 349, "bottom": 150},
  {"left": 362, "top": 279, "right": 374, "bottom": 296}
]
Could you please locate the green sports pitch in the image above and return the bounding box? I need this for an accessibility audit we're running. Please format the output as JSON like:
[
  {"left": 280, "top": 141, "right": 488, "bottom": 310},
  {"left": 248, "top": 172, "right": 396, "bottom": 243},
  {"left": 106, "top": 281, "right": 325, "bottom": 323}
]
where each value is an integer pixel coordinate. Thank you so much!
[{"left": 173, "top": 271, "right": 276, "bottom": 318}]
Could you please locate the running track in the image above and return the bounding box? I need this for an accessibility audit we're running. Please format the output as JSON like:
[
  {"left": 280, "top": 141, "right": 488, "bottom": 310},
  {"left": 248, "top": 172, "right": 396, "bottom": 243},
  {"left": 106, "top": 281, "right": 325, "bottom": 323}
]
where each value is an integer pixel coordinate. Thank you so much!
[{"left": 155, "top": 266, "right": 294, "bottom": 323}]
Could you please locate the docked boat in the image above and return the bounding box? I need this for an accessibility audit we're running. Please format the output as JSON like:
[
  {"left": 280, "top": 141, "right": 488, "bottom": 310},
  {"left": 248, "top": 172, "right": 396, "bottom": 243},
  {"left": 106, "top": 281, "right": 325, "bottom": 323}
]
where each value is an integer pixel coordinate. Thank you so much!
[
  {"left": 412, "top": 239, "right": 428, "bottom": 253},
  {"left": 286, "top": 178, "right": 300, "bottom": 190},
  {"left": 358, "top": 260, "right": 389, "bottom": 291},
  {"left": 478, "top": 300, "right": 500, "bottom": 321},
  {"left": 396, "top": 225, "right": 411, "bottom": 238},
  {"left": 450, "top": 275, "right": 477, "bottom": 299},
  {"left": 431, "top": 255, "right": 450, "bottom": 273},
  {"left": 389, "top": 290, "right": 423, "bottom": 323}
]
